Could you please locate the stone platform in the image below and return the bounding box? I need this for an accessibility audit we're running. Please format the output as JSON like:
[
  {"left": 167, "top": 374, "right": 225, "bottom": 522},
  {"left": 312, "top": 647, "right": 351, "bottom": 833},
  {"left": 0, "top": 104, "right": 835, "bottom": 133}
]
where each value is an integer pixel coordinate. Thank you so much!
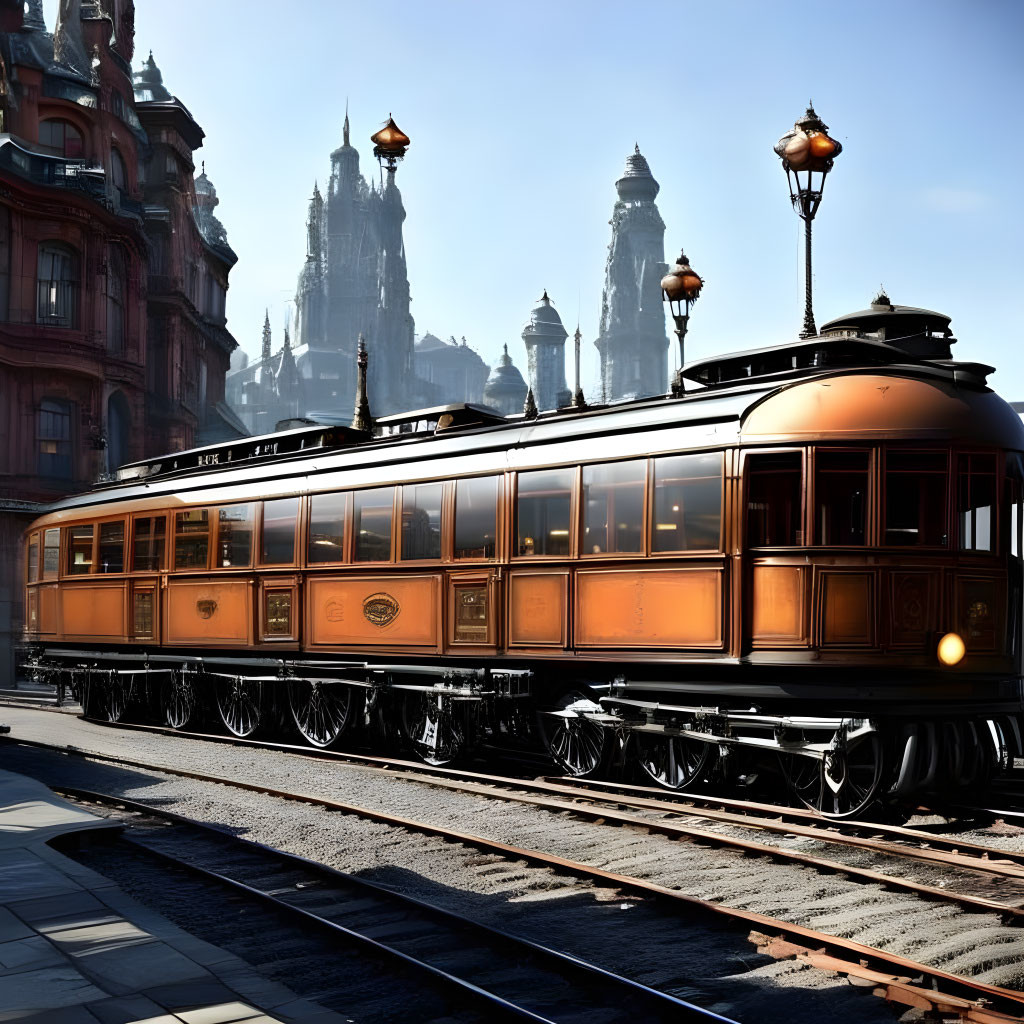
[{"left": 0, "top": 769, "right": 343, "bottom": 1024}]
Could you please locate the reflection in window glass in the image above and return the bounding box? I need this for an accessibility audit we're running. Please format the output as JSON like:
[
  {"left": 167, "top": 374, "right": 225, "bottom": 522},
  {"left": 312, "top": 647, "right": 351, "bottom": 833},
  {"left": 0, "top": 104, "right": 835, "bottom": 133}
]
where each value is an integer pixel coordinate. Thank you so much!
[
  {"left": 454, "top": 476, "right": 499, "bottom": 560},
  {"left": 308, "top": 493, "right": 346, "bottom": 563},
  {"left": 885, "top": 451, "right": 947, "bottom": 546},
  {"left": 582, "top": 460, "right": 645, "bottom": 554},
  {"left": 67, "top": 525, "right": 93, "bottom": 574},
  {"left": 354, "top": 487, "right": 394, "bottom": 562},
  {"left": 98, "top": 521, "right": 124, "bottom": 573},
  {"left": 653, "top": 452, "right": 723, "bottom": 552},
  {"left": 815, "top": 450, "right": 868, "bottom": 545},
  {"left": 959, "top": 453, "right": 997, "bottom": 552},
  {"left": 401, "top": 483, "right": 442, "bottom": 560},
  {"left": 132, "top": 516, "right": 165, "bottom": 571},
  {"left": 174, "top": 509, "right": 209, "bottom": 569},
  {"left": 747, "top": 453, "right": 802, "bottom": 547},
  {"left": 261, "top": 497, "right": 299, "bottom": 564},
  {"left": 517, "top": 468, "right": 573, "bottom": 557},
  {"left": 218, "top": 504, "right": 253, "bottom": 567},
  {"left": 1006, "top": 453, "right": 1024, "bottom": 560},
  {"left": 43, "top": 528, "right": 60, "bottom": 578},
  {"left": 27, "top": 534, "right": 39, "bottom": 583}
]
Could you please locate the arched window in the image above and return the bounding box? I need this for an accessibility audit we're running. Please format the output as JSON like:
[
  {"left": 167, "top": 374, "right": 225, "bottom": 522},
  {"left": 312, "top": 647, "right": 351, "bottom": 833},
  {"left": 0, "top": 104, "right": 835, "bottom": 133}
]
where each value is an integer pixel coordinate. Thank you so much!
[
  {"left": 110, "top": 147, "right": 128, "bottom": 192},
  {"left": 38, "top": 119, "right": 84, "bottom": 159},
  {"left": 36, "top": 243, "right": 78, "bottom": 327},
  {"left": 107, "top": 391, "right": 130, "bottom": 473},
  {"left": 106, "top": 245, "right": 126, "bottom": 353},
  {"left": 38, "top": 399, "right": 73, "bottom": 481}
]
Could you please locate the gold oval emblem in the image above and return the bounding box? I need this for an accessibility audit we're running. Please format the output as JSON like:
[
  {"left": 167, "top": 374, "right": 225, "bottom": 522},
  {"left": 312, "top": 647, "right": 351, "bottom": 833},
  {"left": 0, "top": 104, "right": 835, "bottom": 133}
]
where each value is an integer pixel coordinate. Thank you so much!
[
  {"left": 196, "top": 599, "right": 217, "bottom": 619},
  {"left": 363, "top": 593, "right": 399, "bottom": 627}
]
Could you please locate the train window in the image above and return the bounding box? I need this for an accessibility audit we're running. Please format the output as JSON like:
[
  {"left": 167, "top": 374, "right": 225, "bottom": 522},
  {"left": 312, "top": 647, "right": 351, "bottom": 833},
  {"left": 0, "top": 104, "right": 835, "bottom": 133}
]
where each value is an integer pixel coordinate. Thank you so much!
[
  {"left": 42, "top": 528, "right": 60, "bottom": 579},
  {"left": 217, "top": 504, "right": 254, "bottom": 567},
  {"left": 746, "top": 453, "right": 803, "bottom": 547},
  {"left": 261, "top": 497, "right": 299, "bottom": 565},
  {"left": 67, "top": 525, "right": 94, "bottom": 574},
  {"left": 354, "top": 487, "right": 394, "bottom": 562},
  {"left": 174, "top": 509, "right": 210, "bottom": 569},
  {"left": 27, "top": 534, "right": 39, "bottom": 583},
  {"left": 652, "top": 452, "right": 723, "bottom": 552},
  {"left": 516, "top": 468, "right": 573, "bottom": 557},
  {"left": 132, "top": 516, "right": 166, "bottom": 571},
  {"left": 959, "top": 453, "right": 997, "bottom": 552},
  {"left": 401, "top": 483, "right": 443, "bottom": 561},
  {"left": 308, "top": 492, "right": 347, "bottom": 563},
  {"left": 97, "top": 521, "right": 124, "bottom": 573},
  {"left": 814, "top": 450, "right": 868, "bottom": 546},
  {"left": 582, "top": 460, "right": 645, "bottom": 555},
  {"left": 454, "top": 476, "right": 499, "bottom": 560},
  {"left": 1006, "top": 454, "right": 1024, "bottom": 559},
  {"left": 884, "top": 451, "right": 947, "bottom": 546}
]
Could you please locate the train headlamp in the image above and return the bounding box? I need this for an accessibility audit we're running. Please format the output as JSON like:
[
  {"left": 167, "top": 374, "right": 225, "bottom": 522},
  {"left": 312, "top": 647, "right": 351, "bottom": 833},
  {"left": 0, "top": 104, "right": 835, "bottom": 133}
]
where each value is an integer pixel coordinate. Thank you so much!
[{"left": 937, "top": 632, "right": 966, "bottom": 667}]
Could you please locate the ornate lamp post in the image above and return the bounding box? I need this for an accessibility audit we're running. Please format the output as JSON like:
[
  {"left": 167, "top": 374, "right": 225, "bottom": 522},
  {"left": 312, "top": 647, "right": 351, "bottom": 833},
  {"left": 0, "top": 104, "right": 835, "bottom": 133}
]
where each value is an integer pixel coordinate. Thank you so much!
[
  {"left": 774, "top": 105, "right": 842, "bottom": 338},
  {"left": 660, "top": 251, "right": 703, "bottom": 396},
  {"left": 370, "top": 114, "right": 410, "bottom": 180}
]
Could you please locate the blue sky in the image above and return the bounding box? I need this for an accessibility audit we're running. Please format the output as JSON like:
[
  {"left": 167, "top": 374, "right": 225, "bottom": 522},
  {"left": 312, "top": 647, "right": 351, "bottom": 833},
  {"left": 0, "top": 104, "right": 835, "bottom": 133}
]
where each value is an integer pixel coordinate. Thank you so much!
[{"left": 48, "top": 0, "right": 1024, "bottom": 397}]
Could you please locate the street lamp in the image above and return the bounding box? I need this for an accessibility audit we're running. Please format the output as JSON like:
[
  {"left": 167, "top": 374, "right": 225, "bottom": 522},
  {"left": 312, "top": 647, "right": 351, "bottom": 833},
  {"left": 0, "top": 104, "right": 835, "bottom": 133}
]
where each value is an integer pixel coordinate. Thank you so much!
[
  {"left": 370, "top": 114, "right": 411, "bottom": 179},
  {"left": 774, "top": 105, "right": 842, "bottom": 338},
  {"left": 660, "top": 251, "right": 703, "bottom": 397}
]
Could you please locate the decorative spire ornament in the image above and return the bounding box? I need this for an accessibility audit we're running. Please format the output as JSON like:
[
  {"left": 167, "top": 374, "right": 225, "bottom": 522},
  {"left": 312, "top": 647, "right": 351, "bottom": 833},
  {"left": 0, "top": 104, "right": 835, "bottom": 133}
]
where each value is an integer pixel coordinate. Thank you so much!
[
  {"left": 572, "top": 325, "right": 586, "bottom": 409},
  {"left": 261, "top": 310, "right": 272, "bottom": 363},
  {"left": 352, "top": 333, "right": 373, "bottom": 432},
  {"left": 523, "top": 387, "right": 538, "bottom": 420}
]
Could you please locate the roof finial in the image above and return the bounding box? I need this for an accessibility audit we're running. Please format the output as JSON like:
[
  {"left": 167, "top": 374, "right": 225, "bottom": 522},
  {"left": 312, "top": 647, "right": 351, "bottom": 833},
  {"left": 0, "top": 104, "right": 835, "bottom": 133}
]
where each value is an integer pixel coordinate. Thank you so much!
[
  {"left": 352, "top": 333, "right": 373, "bottom": 433},
  {"left": 634, "top": 142, "right": 640, "bottom": 155},
  {"left": 524, "top": 387, "right": 538, "bottom": 420},
  {"left": 201, "top": 160, "right": 205, "bottom": 175},
  {"left": 261, "top": 309, "right": 272, "bottom": 363},
  {"left": 343, "top": 98, "right": 350, "bottom": 146},
  {"left": 541, "top": 289, "right": 550, "bottom": 305}
]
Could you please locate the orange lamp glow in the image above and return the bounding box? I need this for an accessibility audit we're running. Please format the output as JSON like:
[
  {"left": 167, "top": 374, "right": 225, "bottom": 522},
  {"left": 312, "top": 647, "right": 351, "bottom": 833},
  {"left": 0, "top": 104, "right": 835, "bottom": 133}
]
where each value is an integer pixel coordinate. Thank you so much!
[{"left": 937, "top": 632, "right": 966, "bottom": 666}]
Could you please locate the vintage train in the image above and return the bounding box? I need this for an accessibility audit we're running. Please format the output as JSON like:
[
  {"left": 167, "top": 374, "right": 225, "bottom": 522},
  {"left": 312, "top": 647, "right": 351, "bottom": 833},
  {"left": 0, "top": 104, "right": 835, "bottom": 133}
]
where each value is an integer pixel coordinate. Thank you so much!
[{"left": 17, "top": 296, "right": 1024, "bottom": 818}]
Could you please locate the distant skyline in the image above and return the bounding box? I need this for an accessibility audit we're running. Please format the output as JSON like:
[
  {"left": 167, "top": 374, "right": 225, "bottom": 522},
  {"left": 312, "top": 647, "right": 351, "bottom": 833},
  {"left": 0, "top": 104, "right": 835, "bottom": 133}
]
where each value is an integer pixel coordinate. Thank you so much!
[{"left": 45, "top": 0, "right": 1024, "bottom": 398}]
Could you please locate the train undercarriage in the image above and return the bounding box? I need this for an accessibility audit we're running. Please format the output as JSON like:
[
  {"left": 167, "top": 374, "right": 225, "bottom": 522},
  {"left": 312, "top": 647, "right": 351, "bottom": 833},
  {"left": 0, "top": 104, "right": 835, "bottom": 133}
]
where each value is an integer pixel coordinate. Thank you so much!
[{"left": 17, "top": 645, "right": 1024, "bottom": 820}]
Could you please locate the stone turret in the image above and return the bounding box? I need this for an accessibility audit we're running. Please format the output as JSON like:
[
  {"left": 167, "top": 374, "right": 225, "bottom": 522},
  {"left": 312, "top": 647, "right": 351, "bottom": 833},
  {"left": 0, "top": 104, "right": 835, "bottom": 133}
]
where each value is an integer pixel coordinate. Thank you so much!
[
  {"left": 483, "top": 343, "right": 528, "bottom": 415},
  {"left": 595, "top": 145, "right": 670, "bottom": 401},
  {"left": 522, "top": 291, "right": 570, "bottom": 412},
  {"left": 132, "top": 50, "right": 171, "bottom": 102}
]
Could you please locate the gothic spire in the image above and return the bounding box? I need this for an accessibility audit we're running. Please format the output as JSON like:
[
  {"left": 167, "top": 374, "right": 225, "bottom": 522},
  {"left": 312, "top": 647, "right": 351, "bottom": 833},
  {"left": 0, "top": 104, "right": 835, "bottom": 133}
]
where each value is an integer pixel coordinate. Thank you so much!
[
  {"left": 343, "top": 99, "right": 350, "bottom": 146},
  {"left": 22, "top": 0, "right": 46, "bottom": 32},
  {"left": 306, "top": 182, "right": 323, "bottom": 262},
  {"left": 283, "top": 325, "right": 291, "bottom": 351},
  {"left": 524, "top": 388, "right": 538, "bottom": 419},
  {"left": 261, "top": 310, "right": 271, "bottom": 363}
]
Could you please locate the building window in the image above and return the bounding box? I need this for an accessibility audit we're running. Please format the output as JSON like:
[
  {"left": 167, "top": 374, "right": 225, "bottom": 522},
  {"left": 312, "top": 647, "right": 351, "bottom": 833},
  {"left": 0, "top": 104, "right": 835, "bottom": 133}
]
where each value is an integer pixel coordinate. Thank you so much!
[
  {"left": 110, "top": 147, "right": 128, "bottom": 192},
  {"left": 36, "top": 243, "right": 78, "bottom": 327},
  {"left": 38, "top": 119, "right": 84, "bottom": 158},
  {"left": 37, "top": 398, "right": 72, "bottom": 481},
  {"left": 0, "top": 205, "right": 10, "bottom": 321},
  {"left": 106, "top": 245, "right": 126, "bottom": 354}
]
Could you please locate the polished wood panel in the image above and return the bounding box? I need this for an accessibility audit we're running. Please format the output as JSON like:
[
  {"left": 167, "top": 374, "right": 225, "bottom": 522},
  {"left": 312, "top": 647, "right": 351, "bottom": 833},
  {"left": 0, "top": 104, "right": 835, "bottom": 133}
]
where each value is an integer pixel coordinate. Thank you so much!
[
  {"left": 508, "top": 571, "right": 568, "bottom": 648},
  {"left": 956, "top": 573, "right": 1004, "bottom": 652},
  {"left": 61, "top": 583, "right": 126, "bottom": 639},
  {"left": 446, "top": 572, "right": 498, "bottom": 649},
  {"left": 165, "top": 579, "right": 253, "bottom": 646},
  {"left": 575, "top": 567, "right": 722, "bottom": 648},
  {"left": 37, "top": 584, "right": 58, "bottom": 634},
  {"left": 260, "top": 577, "right": 300, "bottom": 643},
  {"left": 818, "top": 571, "right": 874, "bottom": 646},
  {"left": 308, "top": 574, "right": 441, "bottom": 648},
  {"left": 751, "top": 564, "right": 808, "bottom": 646},
  {"left": 888, "top": 570, "right": 936, "bottom": 648}
]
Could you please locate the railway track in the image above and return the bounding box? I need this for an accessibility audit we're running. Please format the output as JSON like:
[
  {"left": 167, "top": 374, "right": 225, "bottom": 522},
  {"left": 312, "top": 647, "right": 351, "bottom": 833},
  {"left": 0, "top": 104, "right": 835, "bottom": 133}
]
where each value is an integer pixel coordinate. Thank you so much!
[
  {"left": 5, "top": 732, "right": 1024, "bottom": 1022},
  {"left": 58, "top": 787, "right": 722, "bottom": 1024}
]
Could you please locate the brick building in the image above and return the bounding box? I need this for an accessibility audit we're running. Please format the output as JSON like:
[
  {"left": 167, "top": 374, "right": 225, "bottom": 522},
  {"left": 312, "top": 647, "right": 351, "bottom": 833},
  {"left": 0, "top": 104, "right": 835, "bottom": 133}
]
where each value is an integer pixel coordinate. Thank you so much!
[{"left": 0, "top": 1, "right": 243, "bottom": 682}]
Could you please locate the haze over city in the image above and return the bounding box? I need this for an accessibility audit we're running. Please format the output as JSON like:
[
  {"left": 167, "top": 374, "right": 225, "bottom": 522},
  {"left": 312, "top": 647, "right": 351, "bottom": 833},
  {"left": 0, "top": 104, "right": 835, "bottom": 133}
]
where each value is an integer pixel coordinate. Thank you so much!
[{"left": 45, "top": 0, "right": 1024, "bottom": 395}]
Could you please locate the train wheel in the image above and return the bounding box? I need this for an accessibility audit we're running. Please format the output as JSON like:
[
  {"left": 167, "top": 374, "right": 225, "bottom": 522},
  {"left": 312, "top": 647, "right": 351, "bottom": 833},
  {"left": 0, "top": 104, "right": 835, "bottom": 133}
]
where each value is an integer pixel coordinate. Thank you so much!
[
  {"left": 161, "top": 668, "right": 199, "bottom": 730},
  {"left": 540, "top": 693, "right": 607, "bottom": 778},
  {"left": 215, "top": 676, "right": 263, "bottom": 738},
  {"left": 635, "top": 733, "right": 715, "bottom": 791},
  {"left": 781, "top": 727, "right": 886, "bottom": 819},
  {"left": 101, "top": 670, "right": 130, "bottom": 724},
  {"left": 288, "top": 681, "right": 355, "bottom": 749},
  {"left": 401, "top": 691, "right": 470, "bottom": 766}
]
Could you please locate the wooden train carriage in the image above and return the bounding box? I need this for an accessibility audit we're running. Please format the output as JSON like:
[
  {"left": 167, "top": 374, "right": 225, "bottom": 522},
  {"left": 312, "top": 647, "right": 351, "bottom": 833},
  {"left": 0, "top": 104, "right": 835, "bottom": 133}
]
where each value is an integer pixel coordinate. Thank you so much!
[{"left": 19, "top": 311, "right": 1024, "bottom": 817}]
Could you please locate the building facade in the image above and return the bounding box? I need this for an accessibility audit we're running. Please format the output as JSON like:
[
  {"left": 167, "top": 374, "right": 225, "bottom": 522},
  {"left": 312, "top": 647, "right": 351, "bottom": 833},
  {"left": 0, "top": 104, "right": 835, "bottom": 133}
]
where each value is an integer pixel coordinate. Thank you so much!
[
  {"left": 0, "top": 3, "right": 241, "bottom": 682},
  {"left": 415, "top": 333, "right": 489, "bottom": 406},
  {"left": 594, "top": 146, "right": 670, "bottom": 402},
  {"left": 483, "top": 344, "right": 529, "bottom": 415}
]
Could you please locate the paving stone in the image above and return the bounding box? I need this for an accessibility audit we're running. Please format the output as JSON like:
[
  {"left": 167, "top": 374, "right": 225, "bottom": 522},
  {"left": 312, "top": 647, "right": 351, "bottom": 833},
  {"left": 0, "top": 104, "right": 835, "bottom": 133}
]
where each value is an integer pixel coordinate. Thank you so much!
[
  {"left": 47, "top": 919, "right": 151, "bottom": 957},
  {"left": 0, "top": 908, "right": 33, "bottom": 942},
  {"left": 0, "top": 1005, "right": 102, "bottom": 1023},
  {"left": 83, "top": 994, "right": 170, "bottom": 1024},
  {"left": 8, "top": 889, "right": 114, "bottom": 932},
  {"left": 0, "top": 934, "right": 64, "bottom": 970},
  {"left": 0, "top": 965, "right": 108, "bottom": 1011},
  {"left": 75, "top": 940, "right": 210, "bottom": 994},
  {"left": 143, "top": 980, "right": 239, "bottom": 1013},
  {"left": 176, "top": 1003, "right": 264, "bottom": 1024},
  {"left": 206, "top": 966, "right": 295, "bottom": 1009},
  {"left": 0, "top": 851, "right": 81, "bottom": 903}
]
